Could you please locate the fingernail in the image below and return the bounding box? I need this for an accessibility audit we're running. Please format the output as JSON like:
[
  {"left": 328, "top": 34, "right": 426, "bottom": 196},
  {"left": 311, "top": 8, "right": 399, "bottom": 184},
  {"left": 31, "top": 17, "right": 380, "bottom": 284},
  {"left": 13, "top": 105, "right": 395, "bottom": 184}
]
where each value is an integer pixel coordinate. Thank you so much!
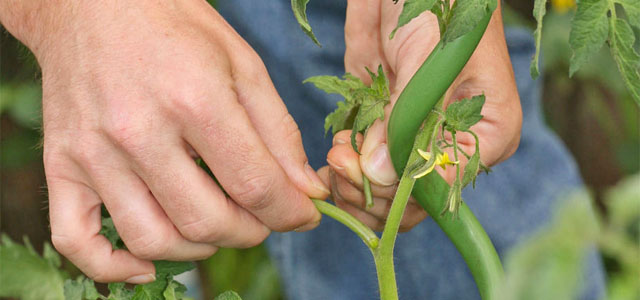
[
  {"left": 326, "top": 158, "right": 344, "bottom": 170},
  {"left": 304, "top": 162, "right": 330, "bottom": 194},
  {"left": 362, "top": 143, "right": 398, "bottom": 186},
  {"left": 294, "top": 218, "right": 321, "bottom": 232},
  {"left": 125, "top": 273, "right": 156, "bottom": 284},
  {"left": 334, "top": 138, "right": 347, "bottom": 145}
]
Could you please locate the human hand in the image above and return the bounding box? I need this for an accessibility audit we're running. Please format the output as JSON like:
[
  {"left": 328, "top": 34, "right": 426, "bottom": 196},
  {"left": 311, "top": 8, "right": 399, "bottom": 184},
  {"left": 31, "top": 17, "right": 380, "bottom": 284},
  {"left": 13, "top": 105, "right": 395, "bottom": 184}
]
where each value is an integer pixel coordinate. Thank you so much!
[
  {"left": 318, "top": 0, "right": 521, "bottom": 232},
  {"left": 1, "top": 0, "right": 328, "bottom": 283}
]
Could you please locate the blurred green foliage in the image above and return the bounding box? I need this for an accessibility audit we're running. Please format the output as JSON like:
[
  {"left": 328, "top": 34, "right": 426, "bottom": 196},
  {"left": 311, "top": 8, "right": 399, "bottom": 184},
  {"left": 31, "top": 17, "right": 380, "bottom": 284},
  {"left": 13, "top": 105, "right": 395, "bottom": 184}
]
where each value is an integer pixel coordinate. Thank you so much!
[
  {"left": 200, "top": 247, "right": 282, "bottom": 300},
  {"left": 539, "top": 11, "right": 640, "bottom": 176},
  {"left": 499, "top": 174, "right": 640, "bottom": 300}
]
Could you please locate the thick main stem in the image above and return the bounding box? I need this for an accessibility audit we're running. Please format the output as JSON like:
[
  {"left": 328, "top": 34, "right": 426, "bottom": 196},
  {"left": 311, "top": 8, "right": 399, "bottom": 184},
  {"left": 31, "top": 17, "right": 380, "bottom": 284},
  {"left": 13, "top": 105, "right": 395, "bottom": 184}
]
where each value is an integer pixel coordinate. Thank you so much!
[{"left": 373, "top": 174, "right": 416, "bottom": 300}]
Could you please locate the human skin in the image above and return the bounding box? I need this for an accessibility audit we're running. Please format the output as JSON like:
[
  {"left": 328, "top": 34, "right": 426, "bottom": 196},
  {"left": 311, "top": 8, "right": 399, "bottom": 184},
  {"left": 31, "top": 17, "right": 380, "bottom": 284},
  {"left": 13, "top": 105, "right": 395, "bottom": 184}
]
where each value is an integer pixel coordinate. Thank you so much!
[
  {"left": 0, "top": 0, "right": 329, "bottom": 284},
  {"left": 318, "top": 0, "right": 522, "bottom": 232}
]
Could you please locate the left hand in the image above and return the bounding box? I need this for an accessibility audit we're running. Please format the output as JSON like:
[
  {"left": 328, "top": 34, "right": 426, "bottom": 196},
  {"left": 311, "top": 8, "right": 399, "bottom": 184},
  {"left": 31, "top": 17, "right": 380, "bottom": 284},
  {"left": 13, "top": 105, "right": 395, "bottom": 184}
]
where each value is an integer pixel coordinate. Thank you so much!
[{"left": 318, "top": 0, "right": 522, "bottom": 232}]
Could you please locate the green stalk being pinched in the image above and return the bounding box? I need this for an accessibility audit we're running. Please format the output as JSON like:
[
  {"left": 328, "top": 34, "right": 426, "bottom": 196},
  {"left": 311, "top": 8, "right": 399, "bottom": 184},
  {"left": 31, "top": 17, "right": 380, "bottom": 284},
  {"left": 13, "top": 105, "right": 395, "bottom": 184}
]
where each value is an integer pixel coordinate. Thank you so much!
[
  {"left": 386, "top": 12, "right": 503, "bottom": 300},
  {"left": 294, "top": 0, "right": 503, "bottom": 299}
]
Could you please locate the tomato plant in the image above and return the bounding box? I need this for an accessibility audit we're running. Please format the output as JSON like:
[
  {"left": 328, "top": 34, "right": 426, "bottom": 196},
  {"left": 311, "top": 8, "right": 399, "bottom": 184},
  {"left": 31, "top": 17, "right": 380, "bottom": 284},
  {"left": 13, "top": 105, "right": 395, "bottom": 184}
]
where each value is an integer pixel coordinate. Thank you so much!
[{"left": 1, "top": 0, "right": 638, "bottom": 299}]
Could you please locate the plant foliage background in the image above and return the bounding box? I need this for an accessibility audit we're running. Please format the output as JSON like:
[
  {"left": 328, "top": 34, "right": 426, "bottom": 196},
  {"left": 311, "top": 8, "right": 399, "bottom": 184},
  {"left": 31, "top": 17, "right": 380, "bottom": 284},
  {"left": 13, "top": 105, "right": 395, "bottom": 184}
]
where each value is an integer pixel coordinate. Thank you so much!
[{"left": 1, "top": 0, "right": 638, "bottom": 299}]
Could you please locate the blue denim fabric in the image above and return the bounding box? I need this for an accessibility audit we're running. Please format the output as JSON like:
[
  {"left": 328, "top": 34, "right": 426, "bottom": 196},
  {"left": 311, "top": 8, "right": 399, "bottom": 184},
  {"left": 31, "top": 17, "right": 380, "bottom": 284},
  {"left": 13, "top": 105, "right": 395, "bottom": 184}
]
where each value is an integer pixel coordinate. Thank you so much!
[{"left": 217, "top": 1, "right": 606, "bottom": 299}]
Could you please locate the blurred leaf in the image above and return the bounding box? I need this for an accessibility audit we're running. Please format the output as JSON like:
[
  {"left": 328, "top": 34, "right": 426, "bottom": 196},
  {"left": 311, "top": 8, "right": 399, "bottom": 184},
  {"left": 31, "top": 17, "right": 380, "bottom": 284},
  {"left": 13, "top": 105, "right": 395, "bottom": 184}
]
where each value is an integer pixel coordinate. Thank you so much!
[
  {"left": 202, "top": 246, "right": 282, "bottom": 300},
  {"left": 531, "top": 0, "right": 548, "bottom": 78},
  {"left": 0, "top": 128, "right": 41, "bottom": 168},
  {"left": 609, "top": 17, "right": 640, "bottom": 105},
  {"left": 64, "top": 277, "right": 102, "bottom": 300},
  {"left": 498, "top": 191, "right": 600, "bottom": 300},
  {"left": 107, "top": 283, "right": 134, "bottom": 300},
  {"left": 618, "top": 0, "right": 640, "bottom": 29},
  {"left": 0, "top": 235, "right": 67, "bottom": 300},
  {"left": 568, "top": 0, "right": 609, "bottom": 77},
  {"left": 214, "top": 291, "right": 242, "bottom": 300},
  {"left": 0, "top": 84, "right": 42, "bottom": 128},
  {"left": 600, "top": 174, "right": 640, "bottom": 300}
]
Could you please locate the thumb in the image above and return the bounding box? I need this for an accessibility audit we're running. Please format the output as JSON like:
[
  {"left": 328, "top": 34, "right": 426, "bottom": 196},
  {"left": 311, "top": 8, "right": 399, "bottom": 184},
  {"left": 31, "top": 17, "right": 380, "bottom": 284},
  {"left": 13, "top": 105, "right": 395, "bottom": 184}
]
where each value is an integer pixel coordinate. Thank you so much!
[{"left": 359, "top": 118, "right": 398, "bottom": 186}]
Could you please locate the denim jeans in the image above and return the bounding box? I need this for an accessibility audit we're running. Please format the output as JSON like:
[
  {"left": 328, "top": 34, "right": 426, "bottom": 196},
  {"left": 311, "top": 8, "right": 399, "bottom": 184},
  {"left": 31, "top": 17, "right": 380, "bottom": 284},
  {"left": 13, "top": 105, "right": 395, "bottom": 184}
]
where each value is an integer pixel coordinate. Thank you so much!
[{"left": 217, "top": 1, "right": 606, "bottom": 299}]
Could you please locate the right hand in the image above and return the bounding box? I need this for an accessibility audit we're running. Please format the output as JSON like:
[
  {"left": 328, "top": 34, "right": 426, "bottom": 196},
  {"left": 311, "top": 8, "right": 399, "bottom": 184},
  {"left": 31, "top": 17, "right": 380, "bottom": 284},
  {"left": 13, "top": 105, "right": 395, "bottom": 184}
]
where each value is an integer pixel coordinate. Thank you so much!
[{"left": 5, "top": 0, "right": 328, "bottom": 284}]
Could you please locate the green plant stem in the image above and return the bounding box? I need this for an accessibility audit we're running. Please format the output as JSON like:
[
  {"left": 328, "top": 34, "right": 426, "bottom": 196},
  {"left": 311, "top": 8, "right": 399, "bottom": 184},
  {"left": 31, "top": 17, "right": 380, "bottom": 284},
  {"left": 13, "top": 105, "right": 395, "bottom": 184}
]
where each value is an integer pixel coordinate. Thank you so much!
[
  {"left": 373, "top": 174, "right": 416, "bottom": 300},
  {"left": 363, "top": 175, "right": 374, "bottom": 209},
  {"left": 312, "top": 199, "right": 379, "bottom": 249},
  {"left": 387, "top": 11, "right": 504, "bottom": 300}
]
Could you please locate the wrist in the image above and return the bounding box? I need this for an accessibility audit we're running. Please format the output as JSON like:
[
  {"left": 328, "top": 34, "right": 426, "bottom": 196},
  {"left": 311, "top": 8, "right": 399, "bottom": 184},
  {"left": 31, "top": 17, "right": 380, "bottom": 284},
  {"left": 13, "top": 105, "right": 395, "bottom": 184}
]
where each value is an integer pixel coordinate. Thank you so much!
[
  {"left": 0, "top": 0, "right": 209, "bottom": 66},
  {"left": 0, "top": 1, "right": 73, "bottom": 60}
]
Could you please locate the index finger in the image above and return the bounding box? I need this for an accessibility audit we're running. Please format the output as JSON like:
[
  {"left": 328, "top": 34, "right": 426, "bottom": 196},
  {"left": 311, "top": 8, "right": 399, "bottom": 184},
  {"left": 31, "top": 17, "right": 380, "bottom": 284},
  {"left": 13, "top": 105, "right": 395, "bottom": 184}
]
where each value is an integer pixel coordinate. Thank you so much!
[{"left": 182, "top": 90, "right": 321, "bottom": 232}]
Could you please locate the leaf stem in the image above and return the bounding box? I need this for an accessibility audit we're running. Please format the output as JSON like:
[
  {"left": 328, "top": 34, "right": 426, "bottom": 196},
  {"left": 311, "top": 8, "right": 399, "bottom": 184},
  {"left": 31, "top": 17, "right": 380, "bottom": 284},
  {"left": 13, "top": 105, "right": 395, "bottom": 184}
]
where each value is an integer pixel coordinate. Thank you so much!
[
  {"left": 312, "top": 199, "right": 379, "bottom": 249},
  {"left": 363, "top": 175, "right": 374, "bottom": 209}
]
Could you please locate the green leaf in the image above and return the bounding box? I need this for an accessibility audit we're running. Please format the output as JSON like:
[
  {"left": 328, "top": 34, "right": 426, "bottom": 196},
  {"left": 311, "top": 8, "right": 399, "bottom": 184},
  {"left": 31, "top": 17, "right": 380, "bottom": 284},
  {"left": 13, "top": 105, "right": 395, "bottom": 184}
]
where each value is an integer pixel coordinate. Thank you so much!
[
  {"left": 290, "top": 0, "right": 321, "bottom": 46},
  {"left": 306, "top": 66, "right": 390, "bottom": 140},
  {"left": 443, "top": 0, "right": 492, "bottom": 44},
  {"left": 303, "top": 74, "right": 365, "bottom": 102},
  {"left": 107, "top": 283, "right": 134, "bottom": 300},
  {"left": 64, "top": 277, "right": 102, "bottom": 300},
  {"left": 444, "top": 94, "right": 485, "bottom": 132},
  {"left": 132, "top": 278, "right": 168, "bottom": 300},
  {"left": 324, "top": 101, "right": 359, "bottom": 135},
  {"left": 568, "top": 0, "right": 609, "bottom": 77},
  {"left": 530, "top": 0, "right": 548, "bottom": 79},
  {"left": 0, "top": 235, "right": 66, "bottom": 300},
  {"left": 100, "top": 217, "right": 125, "bottom": 250},
  {"left": 83, "top": 279, "right": 102, "bottom": 300},
  {"left": 617, "top": 0, "right": 640, "bottom": 28},
  {"left": 350, "top": 66, "right": 390, "bottom": 152},
  {"left": 162, "top": 280, "right": 187, "bottom": 300},
  {"left": 128, "top": 261, "right": 194, "bottom": 300},
  {"left": 609, "top": 18, "right": 640, "bottom": 105},
  {"left": 390, "top": 0, "right": 438, "bottom": 39},
  {"left": 64, "top": 278, "right": 85, "bottom": 300},
  {"left": 351, "top": 98, "right": 387, "bottom": 152},
  {"left": 462, "top": 149, "right": 481, "bottom": 188},
  {"left": 214, "top": 291, "right": 243, "bottom": 300},
  {"left": 154, "top": 260, "right": 196, "bottom": 277}
]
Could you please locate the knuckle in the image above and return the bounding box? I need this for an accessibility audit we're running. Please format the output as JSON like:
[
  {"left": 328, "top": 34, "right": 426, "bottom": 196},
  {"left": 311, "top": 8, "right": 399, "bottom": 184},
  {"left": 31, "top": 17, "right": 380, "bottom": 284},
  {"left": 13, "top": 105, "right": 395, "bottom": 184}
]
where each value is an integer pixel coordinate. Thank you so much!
[
  {"left": 167, "top": 89, "right": 210, "bottom": 121},
  {"left": 280, "top": 113, "right": 303, "bottom": 145},
  {"left": 241, "top": 231, "right": 269, "bottom": 248},
  {"left": 177, "top": 217, "right": 223, "bottom": 243},
  {"left": 336, "top": 182, "right": 360, "bottom": 204},
  {"left": 86, "top": 267, "right": 109, "bottom": 283},
  {"left": 237, "top": 51, "right": 267, "bottom": 78},
  {"left": 232, "top": 171, "right": 275, "bottom": 211},
  {"left": 102, "top": 118, "right": 148, "bottom": 152},
  {"left": 51, "top": 234, "right": 81, "bottom": 257},
  {"left": 126, "top": 232, "right": 169, "bottom": 260}
]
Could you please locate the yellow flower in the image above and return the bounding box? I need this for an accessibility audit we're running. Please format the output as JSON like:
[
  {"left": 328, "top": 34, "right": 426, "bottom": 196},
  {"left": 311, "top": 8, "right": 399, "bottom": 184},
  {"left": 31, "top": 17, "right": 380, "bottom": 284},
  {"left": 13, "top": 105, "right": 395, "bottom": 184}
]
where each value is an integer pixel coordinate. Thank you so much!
[
  {"left": 413, "top": 149, "right": 459, "bottom": 179},
  {"left": 436, "top": 152, "right": 458, "bottom": 170},
  {"left": 551, "top": 0, "right": 576, "bottom": 14}
]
